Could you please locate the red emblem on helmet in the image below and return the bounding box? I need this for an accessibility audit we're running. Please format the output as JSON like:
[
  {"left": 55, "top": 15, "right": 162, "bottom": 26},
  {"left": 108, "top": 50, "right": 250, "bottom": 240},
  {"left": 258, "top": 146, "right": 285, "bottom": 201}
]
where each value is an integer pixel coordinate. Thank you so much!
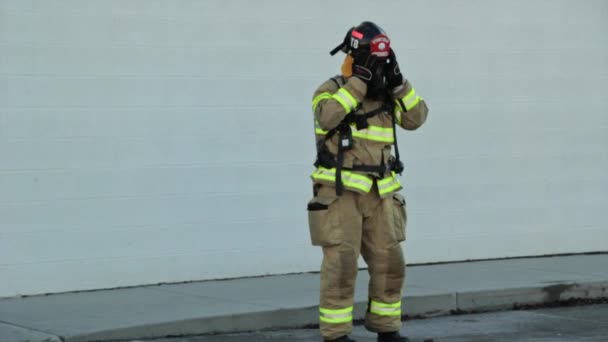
[{"left": 370, "top": 34, "right": 390, "bottom": 58}]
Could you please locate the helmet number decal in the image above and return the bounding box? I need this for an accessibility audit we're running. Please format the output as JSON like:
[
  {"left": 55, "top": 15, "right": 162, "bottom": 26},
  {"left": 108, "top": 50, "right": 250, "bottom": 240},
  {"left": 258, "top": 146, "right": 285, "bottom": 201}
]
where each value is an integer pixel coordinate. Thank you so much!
[{"left": 350, "top": 30, "right": 363, "bottom": 50}]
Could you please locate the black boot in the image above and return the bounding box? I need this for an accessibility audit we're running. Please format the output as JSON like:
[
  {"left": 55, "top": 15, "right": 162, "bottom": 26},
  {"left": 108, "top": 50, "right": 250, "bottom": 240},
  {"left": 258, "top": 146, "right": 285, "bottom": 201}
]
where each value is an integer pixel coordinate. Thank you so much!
[
  {"left": 327, "top": 335, "right": 357, "bottom": 342},
  {"left": 377, "top": 331, "right": 410, "bottom": 342}
]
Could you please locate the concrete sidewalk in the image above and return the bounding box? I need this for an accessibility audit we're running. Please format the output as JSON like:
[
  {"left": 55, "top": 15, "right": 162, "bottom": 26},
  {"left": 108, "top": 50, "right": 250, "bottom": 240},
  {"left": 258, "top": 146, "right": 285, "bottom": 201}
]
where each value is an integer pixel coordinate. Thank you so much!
[{"left": 1, "top": 254, "right": 607, "bottom": 342}]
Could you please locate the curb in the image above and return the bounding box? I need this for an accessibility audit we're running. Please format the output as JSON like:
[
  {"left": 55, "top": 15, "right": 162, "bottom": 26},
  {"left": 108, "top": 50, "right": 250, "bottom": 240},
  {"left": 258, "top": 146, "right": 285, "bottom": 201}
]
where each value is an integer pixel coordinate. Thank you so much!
[
  {"left": 61, "top": 280, "right": 608, "bottom": 342},
  {"left": 0, "top": 322, "right": 62, "bottom": 342}
]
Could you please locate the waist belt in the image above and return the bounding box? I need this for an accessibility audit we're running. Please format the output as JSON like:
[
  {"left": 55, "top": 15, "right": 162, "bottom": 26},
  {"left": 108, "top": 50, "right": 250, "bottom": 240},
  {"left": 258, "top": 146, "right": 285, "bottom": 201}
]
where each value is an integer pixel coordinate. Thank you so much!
[{"left": 314, "top": 157, "right": 401, "bottom": 177}]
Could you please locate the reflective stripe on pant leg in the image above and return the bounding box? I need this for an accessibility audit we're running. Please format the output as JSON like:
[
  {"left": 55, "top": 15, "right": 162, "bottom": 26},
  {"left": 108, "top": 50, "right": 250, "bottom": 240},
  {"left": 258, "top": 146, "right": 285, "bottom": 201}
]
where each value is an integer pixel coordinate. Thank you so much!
[
  {"left": 370, "top": 300, "right": 402, "bottom": 316},
  {"left": 320, "top": 306, "right": 353, "bottom": 324}
]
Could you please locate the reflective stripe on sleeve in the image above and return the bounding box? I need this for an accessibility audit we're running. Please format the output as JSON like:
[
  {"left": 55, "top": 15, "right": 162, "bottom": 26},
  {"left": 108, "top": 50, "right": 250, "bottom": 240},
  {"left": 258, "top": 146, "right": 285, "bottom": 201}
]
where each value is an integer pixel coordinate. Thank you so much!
[
  {"left": 312, "top": 92, "right": 333, "bottom": 112},
  {"left": 395, "top": 87, "right": 421, "bottom": 112},
  {"left": 377, "top": 172, "right": 402, "bottom": 196},
  {"left": 319, "top": 306, "right": 353, "bottom": 324},
  {"left": 370, "top": 300, "right": 402, "bottom": 316},
  {"left": 332, "top": 88, "right": 358, "bottom": 113}
]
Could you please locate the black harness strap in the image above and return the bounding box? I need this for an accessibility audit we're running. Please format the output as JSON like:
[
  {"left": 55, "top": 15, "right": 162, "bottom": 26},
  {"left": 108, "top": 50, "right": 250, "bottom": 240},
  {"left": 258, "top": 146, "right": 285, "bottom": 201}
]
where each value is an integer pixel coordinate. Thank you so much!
[
  {"left": 335, "top": 135, "right": 346, "bottom": 196},
  {"left": 390, "top": 105, "right": 404, "bottom": 175},
  {"left": 329, "top": 75, "right": 345, "bottom": 88}
]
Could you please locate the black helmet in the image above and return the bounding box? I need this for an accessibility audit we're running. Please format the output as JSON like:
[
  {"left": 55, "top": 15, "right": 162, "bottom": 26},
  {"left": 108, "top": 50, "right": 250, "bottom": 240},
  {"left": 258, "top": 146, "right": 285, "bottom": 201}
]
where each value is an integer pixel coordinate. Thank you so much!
[
  {"left": 330, "top": 21, "right": 391, "bottom": 59},
  {"left": 330, "top": 22, "right": 392, "bottom": 99}
]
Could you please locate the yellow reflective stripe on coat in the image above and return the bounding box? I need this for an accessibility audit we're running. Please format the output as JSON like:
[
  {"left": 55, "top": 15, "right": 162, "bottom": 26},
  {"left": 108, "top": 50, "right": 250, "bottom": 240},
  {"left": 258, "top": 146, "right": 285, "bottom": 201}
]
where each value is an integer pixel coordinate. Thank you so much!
[
  {"left": 311, "top": 167, "right": 374, "bottom": 193},
  {"left": 370, "top": 300, "right": 402, "bottom": 316},
  {"left": 332, "top": 88, "right": 358, "bottom": 113},
  {"left": 315, "top": 123, "right": 394, "bottom": 143},
  {"left": 395, "top": 87, "right": 421, "bottom": 112},
  {"left": 312, "top": 92, "right": 333, "bottom": 112},
  {"left": 352, "top": 125, "right": 394, "bottom": 143},
  {"left": 319, "top": 306, "right": 353, "bottom": 324},
  {"left": 377, "top": 172, "right": 402, "bottom": 196}
]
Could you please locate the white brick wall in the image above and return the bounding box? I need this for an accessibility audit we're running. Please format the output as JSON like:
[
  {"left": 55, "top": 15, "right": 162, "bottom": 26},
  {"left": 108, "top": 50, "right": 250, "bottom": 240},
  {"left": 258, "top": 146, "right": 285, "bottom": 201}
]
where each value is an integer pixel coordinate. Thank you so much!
[{"left": 1, "top": 0, "right": 607, "bottom": 297}]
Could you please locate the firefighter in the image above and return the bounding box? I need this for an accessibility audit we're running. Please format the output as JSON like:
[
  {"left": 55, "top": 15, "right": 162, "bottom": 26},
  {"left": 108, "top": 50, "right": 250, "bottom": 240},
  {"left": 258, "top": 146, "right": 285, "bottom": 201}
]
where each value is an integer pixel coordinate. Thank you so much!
[{"left": 307, "top": 21, "right": 429, "bottom": 342}]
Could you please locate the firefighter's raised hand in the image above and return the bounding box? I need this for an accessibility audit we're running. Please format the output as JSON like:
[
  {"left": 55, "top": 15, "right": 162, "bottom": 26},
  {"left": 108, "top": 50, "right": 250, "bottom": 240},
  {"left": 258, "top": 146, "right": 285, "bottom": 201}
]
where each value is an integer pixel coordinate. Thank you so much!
[{"left": 385, "top": 48, "right": 403, "bottom": 90}]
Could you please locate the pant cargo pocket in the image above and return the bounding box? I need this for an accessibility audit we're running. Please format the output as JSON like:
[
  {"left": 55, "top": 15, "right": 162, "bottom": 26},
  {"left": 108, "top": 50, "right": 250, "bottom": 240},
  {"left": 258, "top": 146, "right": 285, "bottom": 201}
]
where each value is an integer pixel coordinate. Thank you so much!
[
  {"left": 391, "top": 193, "right": 407, "bottom": 242},
  {"left": 307, "top": 195, "right": 341, "bottom": 246}
]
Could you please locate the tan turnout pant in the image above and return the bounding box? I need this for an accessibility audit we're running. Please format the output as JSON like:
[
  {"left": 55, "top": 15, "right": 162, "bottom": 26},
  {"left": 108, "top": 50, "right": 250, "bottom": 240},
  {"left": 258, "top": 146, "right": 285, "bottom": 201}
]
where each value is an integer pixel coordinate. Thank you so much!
[{"left": 307, "top": 184, "right": 407, "bottom": 341}]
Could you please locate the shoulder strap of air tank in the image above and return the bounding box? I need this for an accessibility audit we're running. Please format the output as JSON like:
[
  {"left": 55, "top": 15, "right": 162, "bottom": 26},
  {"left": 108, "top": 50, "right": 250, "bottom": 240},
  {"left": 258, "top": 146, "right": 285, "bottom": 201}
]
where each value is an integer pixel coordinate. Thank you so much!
[{"left": 329, "top": 75, "right": 345, "bottom": 88}]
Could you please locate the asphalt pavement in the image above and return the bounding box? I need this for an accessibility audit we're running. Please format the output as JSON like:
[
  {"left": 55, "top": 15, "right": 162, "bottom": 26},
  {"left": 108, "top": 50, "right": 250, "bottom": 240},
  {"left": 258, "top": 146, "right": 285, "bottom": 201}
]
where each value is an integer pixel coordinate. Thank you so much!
[
  {"left": 1, "top": 254, "right": 607, "bottom": 342},
  {"left": 154, "top": 304, "right": 608, "bottom": 342}
]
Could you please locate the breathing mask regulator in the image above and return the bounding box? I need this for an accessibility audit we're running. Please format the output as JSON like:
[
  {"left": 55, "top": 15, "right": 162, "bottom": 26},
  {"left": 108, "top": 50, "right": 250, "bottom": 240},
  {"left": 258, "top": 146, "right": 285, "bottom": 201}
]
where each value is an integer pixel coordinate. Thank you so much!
[{"left": 330, "top": 21, "right": 392, "bottom": 99}]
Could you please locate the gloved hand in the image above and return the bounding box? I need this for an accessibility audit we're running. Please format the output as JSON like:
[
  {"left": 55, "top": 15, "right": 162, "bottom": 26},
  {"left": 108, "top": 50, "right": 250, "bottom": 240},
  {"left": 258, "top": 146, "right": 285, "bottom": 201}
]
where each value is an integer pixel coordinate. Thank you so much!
[
  {"left": 351, "top": 52, "right": 379, "bottom": 84},
  {"left": 385, "top": 48, "right": 403, "bottom": 89}
]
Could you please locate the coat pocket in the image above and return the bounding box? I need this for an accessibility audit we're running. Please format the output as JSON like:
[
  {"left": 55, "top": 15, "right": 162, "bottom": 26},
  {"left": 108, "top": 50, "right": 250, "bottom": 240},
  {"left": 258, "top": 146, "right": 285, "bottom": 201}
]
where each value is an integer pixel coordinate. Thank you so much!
[
  {"left": 391, "top": 193, "right": 407, "bottom": 242},
  {"left": 307, "top": 195, "right": 341, "bottom": 246}
]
